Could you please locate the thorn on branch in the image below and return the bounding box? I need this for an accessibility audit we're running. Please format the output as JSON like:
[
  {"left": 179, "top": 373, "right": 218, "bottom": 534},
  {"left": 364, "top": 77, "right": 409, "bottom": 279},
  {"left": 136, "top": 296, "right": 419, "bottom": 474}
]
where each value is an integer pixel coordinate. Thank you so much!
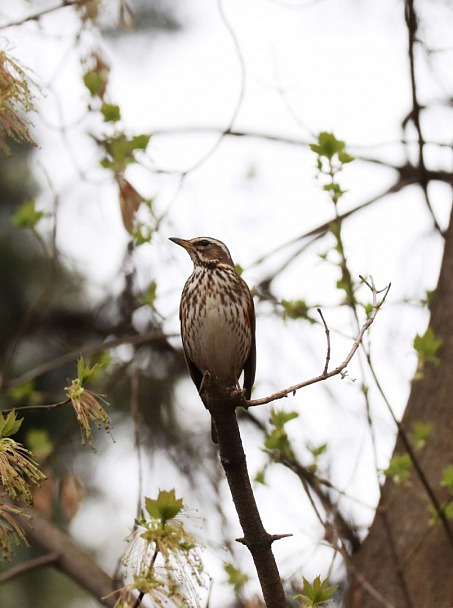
[{"left": 269, "top": 533, "right": 293, "bottom": 543}]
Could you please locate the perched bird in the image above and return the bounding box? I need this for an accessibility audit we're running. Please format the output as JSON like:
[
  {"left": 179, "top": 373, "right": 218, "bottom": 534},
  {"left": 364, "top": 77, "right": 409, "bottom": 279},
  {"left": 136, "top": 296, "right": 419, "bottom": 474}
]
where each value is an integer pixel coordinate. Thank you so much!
[{"left": 169, "top": 237, "right": 256, "bottom": 442}]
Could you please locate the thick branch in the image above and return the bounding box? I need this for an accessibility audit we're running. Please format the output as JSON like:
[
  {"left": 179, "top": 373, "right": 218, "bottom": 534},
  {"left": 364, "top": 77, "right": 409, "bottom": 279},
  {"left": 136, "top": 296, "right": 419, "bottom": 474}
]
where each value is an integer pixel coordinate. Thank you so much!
[
  {"left": 16, "top": 505, "right": 117, "bottom": 607},
  {"left": 201, "top": 378, "right": 288, "bottom": 608}
]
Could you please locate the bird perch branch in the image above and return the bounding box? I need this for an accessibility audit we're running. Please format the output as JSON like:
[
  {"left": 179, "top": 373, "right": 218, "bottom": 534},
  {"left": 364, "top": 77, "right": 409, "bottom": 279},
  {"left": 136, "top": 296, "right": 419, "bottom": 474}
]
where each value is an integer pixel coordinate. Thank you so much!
[{"left": 248, "top": 277, "right": 390, "bottom": 408}]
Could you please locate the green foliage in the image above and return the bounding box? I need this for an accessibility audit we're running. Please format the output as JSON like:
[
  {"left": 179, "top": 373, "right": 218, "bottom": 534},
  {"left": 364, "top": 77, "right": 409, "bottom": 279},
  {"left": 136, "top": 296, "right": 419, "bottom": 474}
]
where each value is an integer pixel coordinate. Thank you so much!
[
  {"left": 77, "top": 356, "right": 103, "bottom": 384},
  {"left": 120, "top": 490, "right": 205, "bottom": 607},
  {"left": 83, "top": 70, "right": 105, "bottom": 97},
  {"left": 413, "top": 326, "right": 442, "bottom": 380},
  {"left": 12, "top": 199, "right": 45, "bottom": 229},
  {"left": 428, "top": 502, "right": 453, "bottom": 526},
  {"left": 65, "top": 357, "right": 110, "bottom": 449},
  {"left": 224, "top": 562, "right": 249, "bottom": 596},
  {"left": 25, "top": 429, "right": 53, "bottom": 461},
  {"left": 310, "top": 132, "right": 354, "bottom": 206},
  {"left": 306, "top": 442, "right": 328, "bottom": 473},
  {"left": 310, "top": 132, "right": 352, "bottom": 162},
  {"left": 99, "top": 132, "right": 151, "bottom": 174},
  {"left": 294, "top": 575, "right": 338, "bottom": 607},
  {"left": 410, "top": 421, "right": 432, "bottom": 450},
  {"left": 254, "top": 467, "right": 267, "bottom": 485},
  {"left": 101, "top": 102, "right": 121, "bottom": 123},
  {"left": 0, "top": 409, "right": 23, "bottom": 438},
  {"left": 133, "top": 223, "right": 153, "bottom": 245},
  {"left": 282, "top": 299, "right": 313, "bottom": 321},
  {"left": 0, "top": 410, "right": 46, "bottom": 505},
  {"left": 441, "top": 465, "right": 453, "bottom": 494},
  {"left": 138, "top": 280, "right": 158, "bottom": 308},
  {"left": 145, "top": 489, "right": 184, "bottom": 525},
  {"left": 7, "top": 380, "right": 37, "bottom": 405},
  {"left": 265, "top": 408, "right": 298, "bottom": 458},
  {"left": 384, "top": 453, "right": 412, "bottom": 485}
]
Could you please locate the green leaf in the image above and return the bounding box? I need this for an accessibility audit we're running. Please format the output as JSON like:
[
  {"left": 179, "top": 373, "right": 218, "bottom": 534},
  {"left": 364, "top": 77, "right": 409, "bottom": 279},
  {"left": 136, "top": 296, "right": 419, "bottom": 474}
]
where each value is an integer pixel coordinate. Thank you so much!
[
  {"left": 145, "top": 489, "right": 183, "bottom": 524},
  {"left": 384, "top": 453, "right": 412, "bottom": 485},
  {"left": 307, "top": 442, "right": 327, "bottom": 459},
  {"left": 414, "top": 326, "right": 443, "bottom": 358},
  {"left": 410, "top": 421, "right": 432, "bottom": 449},
  {"left": 83, "top": 70, "right": 104, "bottom": 97},
  {"left": 76, "top": 356, "right": 102, "bottom": 384},
  {"left": 7, "top": 380, "right": 36, "bottom": 404},
  {"left": 133, "top": 224, "right": 153, "bottom": 245},
  {"left": 101, "top": 103, "right": 121, "bottom": 123},
  {"left": 269, "top": 408, "right": 299, "bottom": 429},
  {"left": 12, "top": 199, "right": 45, "bottom": 229},
  {"left": 131, "top": 134, "right": 151, "bottom": 150},
  {"left": 441, "top": 465, "right": 453, "bottom": 494},
  {"left": 429, "top": 501, "right": 453, "bottom": 525},
  {"left": 323, "top": 182, "right": 344, "bottom": 195},
  {"left": 25, "top": 429, "right": 53, "bottom": 461},
  {"left": 0, "top": 410, "right": 23, "bottom": 439},
  {"left": 224, "top": 563, "right": 249, "bottom": 595},
  {"left": 413, "top": 326, "right": 443, "bottom": 379},
  {"left": 264, "top": 427, "right": 289, "bottom": 452},
  {"left": 137, "top": 281, "right": 157, "bottom": 308},
  {"left": 294, "top": 575, "right": 338, "bottom": 607},
  {"left": 311, "top": 132, "right": 345, "bottom": 160},
  {"left": 337, "top": 150, "right": 355, "bottom": 164},
  {"left": 282, "top": 299, "right": 311, "bottom": 321},
  {"left": 254, "top": 467, "right": 267, "bottom": 485}
]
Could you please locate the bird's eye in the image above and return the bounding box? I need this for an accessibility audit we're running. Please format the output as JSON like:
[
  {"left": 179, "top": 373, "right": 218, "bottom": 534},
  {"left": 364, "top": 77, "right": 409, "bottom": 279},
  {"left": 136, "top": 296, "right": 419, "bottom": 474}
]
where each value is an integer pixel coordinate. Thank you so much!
[{"left": 198, "top": 240, "right": 211, "bottom": 247}]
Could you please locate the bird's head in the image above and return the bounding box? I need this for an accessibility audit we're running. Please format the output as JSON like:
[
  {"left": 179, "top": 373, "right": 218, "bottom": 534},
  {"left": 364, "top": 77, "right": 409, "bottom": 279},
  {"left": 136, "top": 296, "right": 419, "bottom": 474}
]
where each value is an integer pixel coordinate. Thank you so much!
[{"left": 169, "top": 237, "right": 235, "bottom": 269}]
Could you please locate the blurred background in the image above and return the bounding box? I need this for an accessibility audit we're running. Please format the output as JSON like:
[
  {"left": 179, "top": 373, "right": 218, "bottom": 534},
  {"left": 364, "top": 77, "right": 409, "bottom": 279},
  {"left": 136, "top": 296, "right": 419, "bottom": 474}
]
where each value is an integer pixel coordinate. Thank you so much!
[{"left": 0, "top": 0, "right": 452, "bottom": 606}]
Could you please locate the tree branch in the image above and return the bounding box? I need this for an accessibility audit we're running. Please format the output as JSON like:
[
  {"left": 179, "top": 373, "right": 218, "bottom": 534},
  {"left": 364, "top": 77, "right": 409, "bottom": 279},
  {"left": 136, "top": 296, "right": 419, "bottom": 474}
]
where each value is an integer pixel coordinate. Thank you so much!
[
  {"left": 15, "top": 505, "right": 117, "bottom": 607},
  {"left": 0, "top": 551, "right": 59, "bottom": 583},
  {"left": 248, "top": 278, "right": 390, "bottom": 408},
  {"left": 200, "top": 378, "right": 289, "bottom": 608}
]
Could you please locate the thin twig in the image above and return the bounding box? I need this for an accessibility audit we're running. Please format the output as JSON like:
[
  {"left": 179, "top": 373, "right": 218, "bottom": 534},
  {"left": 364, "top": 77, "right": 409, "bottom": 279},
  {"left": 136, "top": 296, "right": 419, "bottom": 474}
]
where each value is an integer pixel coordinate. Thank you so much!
[
  {"left": 1, "top": 399, "right": 70, "bottom": 415},
  {"left": 6, "top": 330, "right": 172, "bottom": 389},
  {"left": 248, "top": 280, "right": 391, "bottom": 408},
  {"left": 130, "top": 369, "right": 144, "bottom": 522},
  {"left": 0, "top": 1, "right": 76, "bottom": 29},
  {"left": 0, "top": 552, "right": 59, "bottom": 583},
  {"left": 317, "top": 308, "right": 331, "bottom": 374},
  {"left": 405, "top": 0, "right": 443, "bottom": 235}
]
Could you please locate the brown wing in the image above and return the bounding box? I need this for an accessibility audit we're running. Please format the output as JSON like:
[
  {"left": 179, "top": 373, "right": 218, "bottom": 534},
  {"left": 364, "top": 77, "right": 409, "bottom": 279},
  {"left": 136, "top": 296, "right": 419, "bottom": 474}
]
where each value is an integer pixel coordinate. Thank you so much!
[
  {"left": 182, "top": 342, "right": 204, "bottom": 392},
  {"left": 242, "top": 294, "right": 256, "bottom": 400},
  {"left": 179, "top": 300, "right": 204, "bottom": 392}
]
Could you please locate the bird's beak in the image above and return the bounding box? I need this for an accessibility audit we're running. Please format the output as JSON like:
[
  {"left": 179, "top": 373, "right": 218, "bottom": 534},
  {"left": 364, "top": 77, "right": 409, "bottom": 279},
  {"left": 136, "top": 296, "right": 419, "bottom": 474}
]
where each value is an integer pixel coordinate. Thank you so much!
[{"left": 169, "top": 237, "right": 192, "bottom": 250}]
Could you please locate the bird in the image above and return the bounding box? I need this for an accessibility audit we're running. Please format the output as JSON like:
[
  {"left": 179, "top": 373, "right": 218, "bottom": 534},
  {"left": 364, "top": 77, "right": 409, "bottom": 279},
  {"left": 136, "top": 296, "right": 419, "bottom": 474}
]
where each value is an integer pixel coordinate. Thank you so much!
[{"left": 169, "top": 236, "right": 256, "bottom": 442}]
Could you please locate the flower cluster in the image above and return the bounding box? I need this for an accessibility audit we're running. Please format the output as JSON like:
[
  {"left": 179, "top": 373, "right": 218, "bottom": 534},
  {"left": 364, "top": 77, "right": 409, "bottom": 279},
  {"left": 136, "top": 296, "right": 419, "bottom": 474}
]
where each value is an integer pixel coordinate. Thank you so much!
[
  {"left": 117, "top": 490, "right": 206, "bottom": 607},
  {"left": 65, "top": 357, "right": 111, "bottom": 450}
]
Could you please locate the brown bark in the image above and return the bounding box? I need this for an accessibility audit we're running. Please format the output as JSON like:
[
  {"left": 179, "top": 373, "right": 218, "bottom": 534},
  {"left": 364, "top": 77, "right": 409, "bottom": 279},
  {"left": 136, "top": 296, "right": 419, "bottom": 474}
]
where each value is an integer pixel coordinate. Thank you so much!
[
  {"left": 17, "top": 505, "right": 117, "bottom": 607},
  {"left": 201, "top": 377, "right": 289, "bottom": 608},
  {"left": 345, "top": 210, "right": 453, "bottom": 607}
]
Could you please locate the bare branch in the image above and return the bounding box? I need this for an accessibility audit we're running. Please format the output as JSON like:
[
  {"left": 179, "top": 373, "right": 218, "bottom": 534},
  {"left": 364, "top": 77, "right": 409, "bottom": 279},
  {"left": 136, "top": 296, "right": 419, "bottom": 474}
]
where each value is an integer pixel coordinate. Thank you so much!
[
  {"left": 0, "top": 552, "right": 59, "bottom": 583},
  {"left": 1, "top": 399, "right": 70, "bottom": 415},
  {"left": 248, "top": 280, "right": 391, "bottom": 408},
  {"left": 317, "top": 308, "right": 331, "bottom": 374},
  {"left": 14, "top": 504, "right": 117, "bottom": 607},
  {"left": 6, "top": 330, "right": 172, "bottom": 389},
  {"left": 0, "top": 1, "right": 74, "bottom": 30}
]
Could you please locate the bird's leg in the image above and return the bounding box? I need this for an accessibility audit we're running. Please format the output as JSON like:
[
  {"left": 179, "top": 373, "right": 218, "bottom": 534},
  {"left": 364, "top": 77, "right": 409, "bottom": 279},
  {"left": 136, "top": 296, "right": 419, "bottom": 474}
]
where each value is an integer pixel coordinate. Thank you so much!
[{"left": 199, "top": 370, "right": 213, "bottom": 396}]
